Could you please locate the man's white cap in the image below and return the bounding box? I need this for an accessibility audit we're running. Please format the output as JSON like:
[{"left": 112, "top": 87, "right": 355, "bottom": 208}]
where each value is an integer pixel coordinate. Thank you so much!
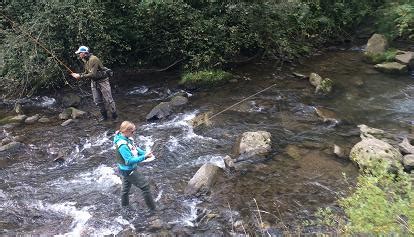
[{"left": 75, "top": 46, "right": 89, "bottom": 54}]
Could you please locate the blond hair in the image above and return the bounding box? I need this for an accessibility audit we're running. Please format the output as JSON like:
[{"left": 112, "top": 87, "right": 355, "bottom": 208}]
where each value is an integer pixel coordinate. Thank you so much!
[{"left": 119, "top": 121, "right": 136, "bottom": 133}]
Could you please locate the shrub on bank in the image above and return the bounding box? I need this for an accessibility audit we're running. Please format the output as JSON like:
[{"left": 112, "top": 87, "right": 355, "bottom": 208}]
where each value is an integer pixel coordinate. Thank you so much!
[{"left": 310, "top": 161, "right": 414, "bottom": 235}]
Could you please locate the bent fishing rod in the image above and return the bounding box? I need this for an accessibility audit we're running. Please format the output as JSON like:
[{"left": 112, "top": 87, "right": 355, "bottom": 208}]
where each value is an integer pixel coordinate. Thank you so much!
[{"left": 1, "top": 13, "right": 74, "bottom": 74}]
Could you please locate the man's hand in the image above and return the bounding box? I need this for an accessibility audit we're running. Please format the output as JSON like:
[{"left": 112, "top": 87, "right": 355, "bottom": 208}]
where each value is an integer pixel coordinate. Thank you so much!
[{"left": 71, "top": 73, "right": 81, "bottom": 80}]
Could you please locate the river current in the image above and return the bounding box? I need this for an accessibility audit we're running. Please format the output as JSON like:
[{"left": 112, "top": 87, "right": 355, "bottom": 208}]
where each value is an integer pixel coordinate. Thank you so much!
[{"left": 1, "top": 49, "right": 413, "bottom": 235}]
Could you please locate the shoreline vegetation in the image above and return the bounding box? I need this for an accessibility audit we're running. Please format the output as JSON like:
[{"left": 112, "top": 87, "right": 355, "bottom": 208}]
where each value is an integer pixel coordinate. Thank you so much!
[{"left": 0, "top": 1, "right": 392, "bottom": 97}]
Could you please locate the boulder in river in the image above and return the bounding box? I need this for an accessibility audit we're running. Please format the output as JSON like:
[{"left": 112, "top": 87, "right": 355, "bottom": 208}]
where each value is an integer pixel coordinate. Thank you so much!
[
  {"left": 394, "top": 51, "right": 414, "bottom": 65},
  {"left": 226, "top": 131, "right": 272, "bottom": 169},
  {"left": 62, "top": 93, "right": 81, "bottom": 107},
  {"left": 308, "top": 73, "right": 333, "bottom": 95},
  {"left": 0, "top": 141, "right": 23, "bottom": 152},
  {"left": 234, "top": 131, "right": 272, "bottom": 158},
  {"left": 146, "top": 102, "right": 173, "bottom": 121},
  {"left": 398, "top": 137, "right": 414, "bottom": 155},
  {"left": 365, "top": 33, "right": 388, "bottom": 55},
  {"left": 402, "top": 154, "right": 414, "bottom": 171},
  {"left": 185, "top": 163, "right": 222, "bottom": 196},
  {"left": 25, "top": 114, "right": 40, "bottom": 124},
  {"left": 374, "top": 62, "right": 407, "bottom": 74},
  {"left": 350, "top": 138, "right": 403, "bottom": 171},
  {"left": 146, "top": 95, "right": 189, "bottom": 121}
]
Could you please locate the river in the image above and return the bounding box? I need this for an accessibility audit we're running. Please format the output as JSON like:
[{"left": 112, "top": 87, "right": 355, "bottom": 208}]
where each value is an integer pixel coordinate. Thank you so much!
[{"left": 0, "top": 48, "right": 413, "bottom": 235}]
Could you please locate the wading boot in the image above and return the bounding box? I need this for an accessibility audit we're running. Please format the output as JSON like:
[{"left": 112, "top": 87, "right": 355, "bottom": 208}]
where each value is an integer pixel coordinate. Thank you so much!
[
  {"left": 112, "top": 112, "right": 119, "bottom": 122},
  {"left": 99, "top": 109, "right": 108, "bottom": 122}
]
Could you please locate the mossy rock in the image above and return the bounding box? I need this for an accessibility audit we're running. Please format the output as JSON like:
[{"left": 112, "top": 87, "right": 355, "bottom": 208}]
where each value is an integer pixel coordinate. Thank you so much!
[
  {"left": 365, "top": 49, "right": 398, "bottom": 64},
  {"left": 179, "top": 70, "right": 233, "bottom": 89}
]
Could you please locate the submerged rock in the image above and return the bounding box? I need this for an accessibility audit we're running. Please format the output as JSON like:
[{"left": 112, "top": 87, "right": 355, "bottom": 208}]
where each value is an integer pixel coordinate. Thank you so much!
[
  {"left": 314, "top": 106, "right": 340, "bottom": 124},
  {"left": 0, "top": 141, "right": 23, "bottom": 152},
  {"left": 374, "top": 62, "right": 407, "bottom": 74}
]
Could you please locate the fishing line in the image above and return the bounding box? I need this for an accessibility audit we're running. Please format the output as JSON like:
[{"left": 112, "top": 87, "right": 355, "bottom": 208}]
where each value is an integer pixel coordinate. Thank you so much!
[{"left": 193, "top": 82, "right": 278, "bottom": 128}]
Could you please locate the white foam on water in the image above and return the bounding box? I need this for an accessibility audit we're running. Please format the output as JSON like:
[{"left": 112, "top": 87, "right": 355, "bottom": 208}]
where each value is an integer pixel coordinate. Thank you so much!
[
  {"left": 38, "top": 96, "right": 56, "bottom": 107},
  {"left": 127, "top": 85, "right": 149, "bottom": 95},
  {"left": 30, "top": 201, "right": 92, "bottom": 236},
  {"left": 85, "top": 216, "right": 135, "bottom": 236},
  {"left": 75, "top": 131, "right": 113, "bottom": 155},
  {"left": 166, "top": 136, "right": 182, "bottom": 152},
  {"left": 136, "top": 134, "right": 154, "bottom": 152},
  {"left": 249, "top": 101, "right": 265, "bottom": 112},
  {"left": 51, "top": 165, "right": 121, "bottom": 192},
  {"left": 179, "top": 199, "right": 201, "bottom": 227},
  {"left": 155, "top": 189, "right": 163, "bottom": 202}
]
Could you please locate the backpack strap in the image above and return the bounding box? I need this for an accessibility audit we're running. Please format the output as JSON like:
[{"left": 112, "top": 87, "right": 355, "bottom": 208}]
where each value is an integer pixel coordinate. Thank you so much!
[{"left": 115, "top": 140, "right": 128, "bottom": 164}]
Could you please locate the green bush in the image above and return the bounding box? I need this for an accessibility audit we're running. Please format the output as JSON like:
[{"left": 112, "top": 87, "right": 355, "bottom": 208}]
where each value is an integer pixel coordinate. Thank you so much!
[
  {"left": 366, "top": 48, "right": 399, "bottom": 64},
  {"left": 310, "top": 161, "right": 414, "bottom": 235},
  {"left": 179, "top": 70, "right": 232, "bottom": 88},
  {"left": 375, "top": 1, "right": 414, "bottom": 39}
]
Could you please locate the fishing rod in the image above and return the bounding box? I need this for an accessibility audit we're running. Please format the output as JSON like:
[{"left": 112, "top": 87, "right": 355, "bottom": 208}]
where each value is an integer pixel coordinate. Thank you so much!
[{"left": 1, "top": 13, "right": 74, "bottom": 74}]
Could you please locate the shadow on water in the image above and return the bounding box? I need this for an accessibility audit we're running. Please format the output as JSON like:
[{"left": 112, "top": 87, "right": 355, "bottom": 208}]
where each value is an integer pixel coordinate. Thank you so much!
[{"left": 1, "top": 49, "right": 413, "bottom": 235}]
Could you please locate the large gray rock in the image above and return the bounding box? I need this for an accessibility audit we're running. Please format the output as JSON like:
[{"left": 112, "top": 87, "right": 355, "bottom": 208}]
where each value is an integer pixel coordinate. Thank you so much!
[
  {"left": 308, "top": 73, "right": 333, "bottom": 95},
  {"left": 62, "top": 93, "right": 81, "bottom": 107},
  {"left": 395, "top": 51, "right": 414, "bottom": 65},
  {"left": 185, "top": 163, "right": 222, "bottom": 196},
  {"left": 309, "top": 73, "right": 322, "bottom": 87},
  {"left": 59, "top": 108, "right": 72, "bottom": 120},
  {"left": 399, "top": 137, "right": 414, "bottom": 155},
  {"left": 146, "top": 95, "right": 189, "bottom": 121},
  {"left": 365, "top": 34, "right": 388, "bottom": 55},
  {"left": 234, "top": 131, "right": 272, "bottom": 158},
  {"left": 170, "top": 95, "right": 188, "bottom": 107},
  {"left": 25, "top": 114, "right": 40, "bottom": 124},
  {"left": 374, "top": 62, "right": 408, "bottom": 74},
  {"left": 146, "top": 102, "right": 173, "bottom": 120},
  {"left": 350, "top": 138, "right": 403, "bottom": 170},
  {"left": 402, "top": 154, "right": 414, "bottom": 170},
  {"left": 0, "top": 141, "right": 23, "bottom": 152},
  {"left": 70, "top": 107, "right": 86, "bottom": 119}
]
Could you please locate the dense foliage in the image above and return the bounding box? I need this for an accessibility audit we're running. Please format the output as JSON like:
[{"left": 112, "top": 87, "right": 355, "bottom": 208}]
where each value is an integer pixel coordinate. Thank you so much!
[
  {"left": 310, "top": 161, "right": 414, "bottom": 235},
  {"left": 375, "top": 0, "right": 414, "bottom": 39},
  {"left": 1, "top": 1, "right": 384, "bottom": 97}
]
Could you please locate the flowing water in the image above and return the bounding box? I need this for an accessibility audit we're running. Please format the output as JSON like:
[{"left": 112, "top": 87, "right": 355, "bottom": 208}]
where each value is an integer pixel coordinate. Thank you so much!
[{"left": 1, "top": 48, "right": 413, "bottom": 235}]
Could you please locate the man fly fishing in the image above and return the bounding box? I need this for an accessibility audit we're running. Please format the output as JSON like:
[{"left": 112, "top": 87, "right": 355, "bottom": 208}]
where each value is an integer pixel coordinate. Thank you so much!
[{"left": 71, "top": 46, "right": 118, "bottom": 121}]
